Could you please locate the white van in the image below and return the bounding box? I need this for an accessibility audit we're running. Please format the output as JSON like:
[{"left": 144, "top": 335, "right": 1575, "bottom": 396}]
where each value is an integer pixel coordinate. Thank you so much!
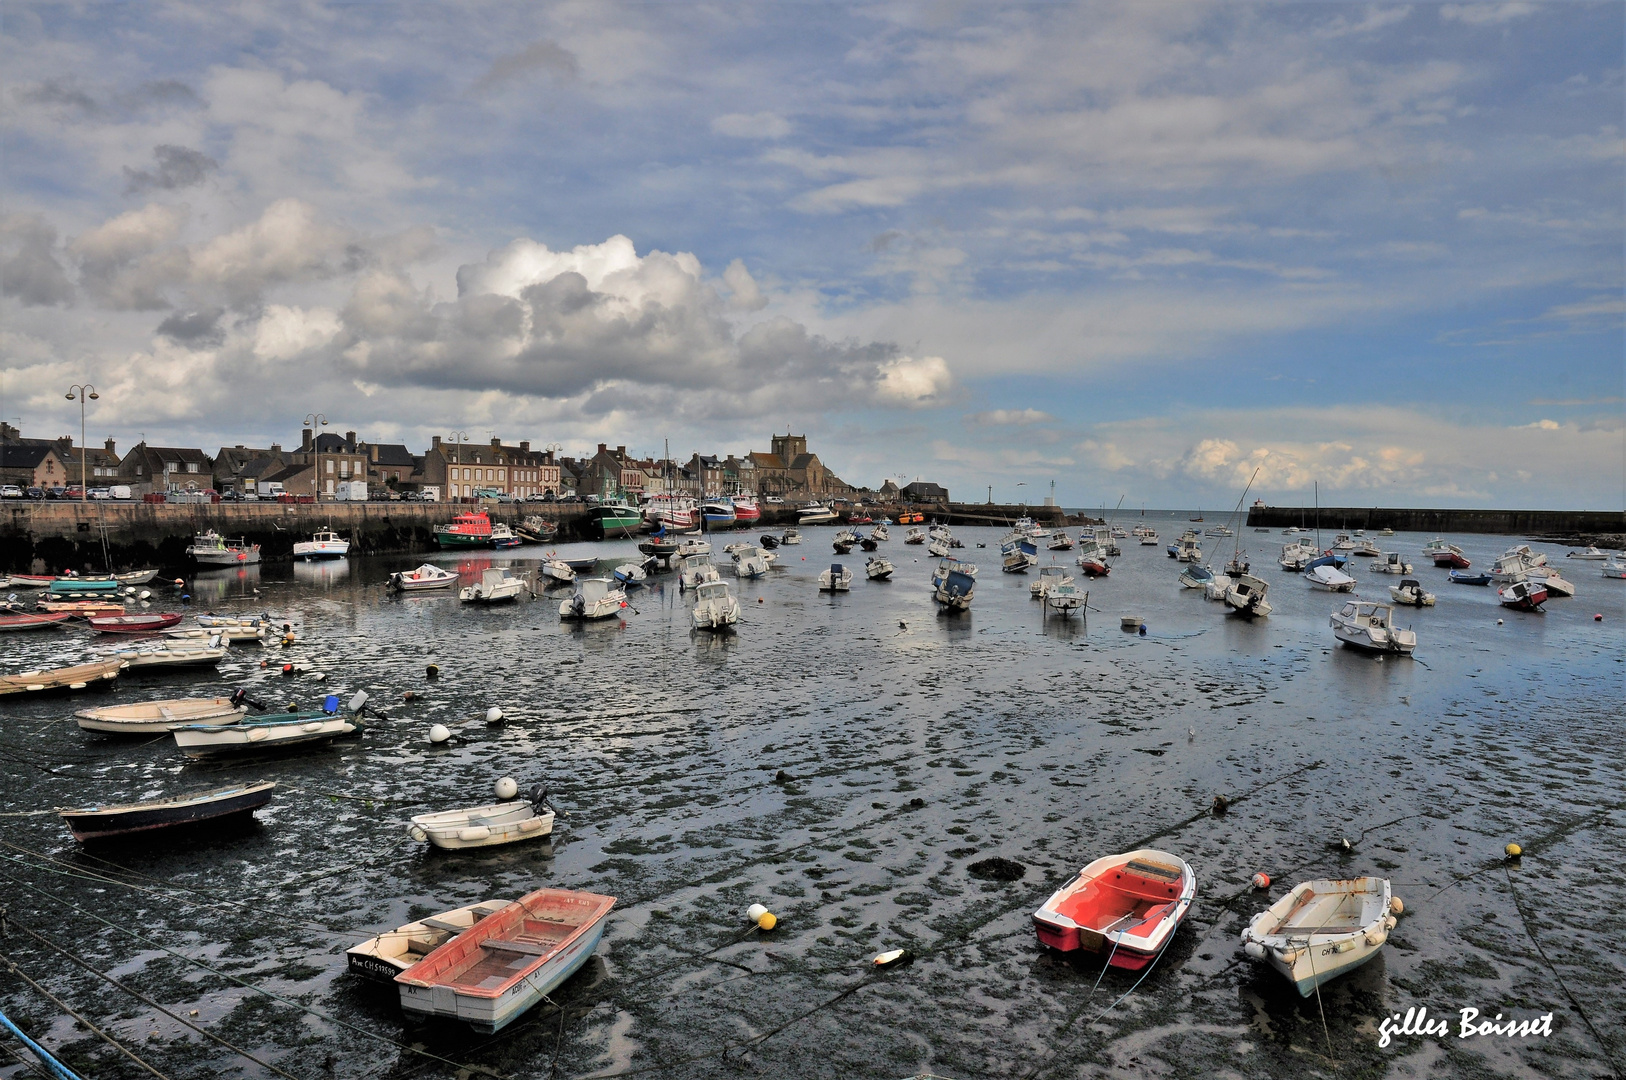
[{"left": 108, "top": 485, "right": 132, "bottom": 500}]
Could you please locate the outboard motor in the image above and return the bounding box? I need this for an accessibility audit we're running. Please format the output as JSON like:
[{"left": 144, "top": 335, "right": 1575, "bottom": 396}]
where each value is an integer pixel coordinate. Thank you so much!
[{"left": 529, "top": 784, "right": 554, "bottom": 815}]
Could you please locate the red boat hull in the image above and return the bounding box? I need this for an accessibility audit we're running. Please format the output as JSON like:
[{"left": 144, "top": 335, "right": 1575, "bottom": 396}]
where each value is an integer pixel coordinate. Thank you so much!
[
  {"left": 87, "top": 613, "right": 183, "bottom": 634},
  {"left": 1432, "top": 553, "right": 1470, "bottom": 568},
  {"left": 1079, "top": 560, "right": 1110, "bottom": 577}
]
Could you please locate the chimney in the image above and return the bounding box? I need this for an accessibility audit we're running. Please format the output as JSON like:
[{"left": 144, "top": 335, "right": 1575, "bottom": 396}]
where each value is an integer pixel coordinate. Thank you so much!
[
  {"left": 597, "top": 443, "right": 607, "bottom": 454},
  {"left": 270, "top": 443, "right": 282, "bottom": 454},
  {"left": 104, "top": 438, "right": 116, "bottom": 455},
  {"left": 370, "top": 445, "right": 379, "bottom": 462},
  {"left": 519, "top": 441, "right": 529, "bottom": 452},
  {"left": 301, "top": 428, "right": 313, "bottom": 452},
  {"left": 617, "top": 445, "right": 626, "bottom": 456},
  {"left": 345, "top": 430, "right": 356, "bottom": 448},
  {"left": 431, "top": 435, "right": 442, "bottom": 449}
]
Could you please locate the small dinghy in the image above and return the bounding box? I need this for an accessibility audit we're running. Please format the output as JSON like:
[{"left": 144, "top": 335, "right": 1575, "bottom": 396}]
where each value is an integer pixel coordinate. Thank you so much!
[
  {"left": 1240, "top": 877, "right": 1398, "bottom": 997},
  {"left": 1449, "top": 569, "right": 1492, "bottom": 586},
  {"left": 76, "top": 695, "right": 244, "bottom": 734},
  {"left": 0, "top": 658, "right": 123, "bottom": 697},
  {"left": 758, "top": 533, "right": 780, "bottom": 550},
  {"left": 865, "top": 555, "right": 894, "bottom": 581},
  {"left": 408, "top": 785, "right": 556, "bottom": 850},
  {"left": 1388, "top": 578, "right": 1435, "bottom": 607},
  {"left": 195, "top": 613, "right": 273, "bottom": 640},
  {"left": 172, "top": 691, "right": 370, "bottom": 758},
  {"left": 87, "top": 612, "right": 183, "bottom": 634},
  {"left": 0, "top": 612, "right": 72, "bottom": 633},
  {"left": 691, "top": 579, "right": 740, "bottom": 630},
  {"left": 1498, "top": 578, "right": 1547, "bottom": 611},
  {"left": 106, "top": 634, "right": 228, "bottom": 670},
  {"left": 540, "top": 557, "right": 576, "bottom": 584},
  {"left": 46, "top": 577, "right": 122, "bottom": 596},
  {"left": 388, "top": 564, "right": 458, "bottom": 592},
  {"left": 36, "top": 599, "right": 124, "bottom": 617},
  {"left": 612, "top": 561, "right": 649, "bottom": 588},
  {"left": 818, "top": 563, "right": 853, "bottom": 591},
  {"left": 347, "top": 899, "right": 513, "bottom": 982},
  {"left": 1033, "top": 849, "right": 1196, "bottom": 969},
  {"left": 1371, "top": 552, "right": 1413, "bottom": 575},
  {"left": 395, "top": 887, "right": 615, "bottom": 1033},
  {"left": 58, "top": 781, "right": 276, "bottom": 844}
]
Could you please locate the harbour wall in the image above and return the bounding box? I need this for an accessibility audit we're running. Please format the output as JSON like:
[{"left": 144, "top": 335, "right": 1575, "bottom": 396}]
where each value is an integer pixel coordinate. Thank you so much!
[{"left": 1245, "top": 505, "right": 1624, "bottom": 543}]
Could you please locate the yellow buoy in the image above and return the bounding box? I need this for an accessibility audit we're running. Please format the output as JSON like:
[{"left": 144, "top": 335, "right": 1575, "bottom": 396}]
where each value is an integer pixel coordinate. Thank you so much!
[
  {"left": 1389, "top": 896, "right": 1404, "bottom": 916},
  {"left": 1505, "top": 842, "right": 1522, "bottom": 859},
  {"left": 746, "top": 903, "right": 777, "bottom": 930}
]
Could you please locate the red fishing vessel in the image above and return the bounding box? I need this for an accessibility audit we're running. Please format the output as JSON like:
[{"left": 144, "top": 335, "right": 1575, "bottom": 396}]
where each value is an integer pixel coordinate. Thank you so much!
[{"left": 434, "top": 511, "right": 494, "bottom": 549}]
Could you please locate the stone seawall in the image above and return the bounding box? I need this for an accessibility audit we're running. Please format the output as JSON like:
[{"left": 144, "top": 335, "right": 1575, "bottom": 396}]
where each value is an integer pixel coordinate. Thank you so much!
[{"left": 1245, "top": 505, "right": 1624, "bottom": 543}]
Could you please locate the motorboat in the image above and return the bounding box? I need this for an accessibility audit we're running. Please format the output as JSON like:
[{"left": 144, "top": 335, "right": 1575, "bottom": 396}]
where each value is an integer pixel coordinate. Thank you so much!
[
  {"left": 758, "top": 533, "right": 780, "bottom": 550},
  {"left": 858, "top": 532, "right": 880, "bottom": 552},
  {"left": 293, "top": 530, "right": 350, "bottom": 560},
  {"left": 1330, "top": 601, "right": 1416, "bottom": 654},
  {"left": 1428, "top": 543, "right": 1470, "bottom": 569},
  {"left": 58, "top": 781, "right": 276, "bottom": 844},
  {"left": 409, "top": 787, "right": 555, "bottom": 850},
  {"left": 1331, "top": 534, "right": 1355, "bottom": 551},
  {"left": 541, "top": 557, "right": 576, "bottom": 585},
  {"left": 679, "top": 552, "right": 720, "bottom": 590},
  {"left": 1204, "top": 524, "right": 1233, "bottom": 539},
  {"left": 388, "top": 564, "right": 458, "bottom": 592},
  {"left": 1602, "top": 559, "right": 1626, "bottom": 580},
  {"left": 1139, "top": 530, "right": 1159, "bottom": 545},
  {"left": 1370, "top": 552, "right": 1413, "bottom": 575},
  {"left": 1304, "top": 564, "right": 1357, "bottom": 592},
  {"left": 732, "top": 545, "right": 770, "bottom": 580},
  {"left": 677, "top": 538, "right": 712, "bottom": 559},
  {"left": 1047, "top": 530, "right": 1075, "bottom": 551},
  {"left": 171, "top": 692, "right": 370, "bottom": 758},
  {"left": 460, "top": 568, "right": 527, "bottom": 604},
  {"left": 1378, "top": 527, "right": 1394, "bottom": 536},
  {"left": 1240, "top": 877, "right": 1397, "bottom": 997},
  {"left": 1032, "top": 849, "right": 1195, "bottom": 969},
  {"left": 1032, "top": 565, "right": 1070, "bottom": 598},
  {"left": 929, "top": 558, "right": 954, "bottom": 590},
  {"left": 0, "top": 658, "right": 123, "bottom": 697},
  {"left": 1527, "top": 568, "right": 1574, "bottom": 598},
  {"left": 833, "top": 528, "right": 858, "bottom": 554},
  {"left": 870, "top": 523, "right": 889, "bottom": 542},
  {"left": 865, "top": 556, "right": 894, "bottom": 581},
  {"left": 1350, "top": 538, "right": 1380, "bottom": 557},
  {"left": 904, "top": 527, "right": 927, "bottom": 545},
  {"left": 1502, "top": 544, "right": 1548, "bottom": 568},
  {"left": 690, "top": 579, "right": 740, "bottom": 629},
  {"left": 187, "top": 531, "right": 262, "bottom": 566},
  {"left": 1567, "top": 546, "right": 1610, "bottom": 561},
  {"left": 1223, "top": 553, "right": 1250, "bottom": 577},
  {"left": 928, "top": 534, "right": 952, "bottom": 558},
  {"left": 105, "top": 635, "right": 228, "bottom": 670},
  {"left": 434, "top": 511, "right": 494, "bottom": 549},
  {"left": 1388, "top": 579, "right": 1436, "bottom": 607},
  {"left": 819, "top": 563, "right": 853, "bottom": 591},
  {"left": 1092, "top": 527, "right": 1121, "bottom": 556},
  {"left": 1223, "top": 574, "right": 1272, "bottom": 618},
  {"left": 0, "top": 612, "right": 73, "bottom": 632},
  {"left": 612, "top": 561, "right": 649, "bottom": 588},
  {"left": 797, "top": 504, "right": 838, "bottom": 525},
  {"left": 75, "top": 695, "right": 244, "bottom": 734},
  {"left": 1178, "top": 563, "right": 1218, "bottom": 590},
  {"left": 1168, "top": 534, "right": 1201, "bottom": 562},
  {"left": 394, "top": 888, "right": 615, "bottom": 1034},
  {"left": 347, "top": 899, "right": 513, "bottom": 983},
  {"left": 1075, "top": 538, "right": 1110, "bottom": 577},
  {"left": 489, "top": 523, "right": 523, "bottom": 549},
  {"left": 1498, "top": 579, "right": 1547, "bottom": 611},
  {"left": 779, "top": 527, "right": 802, "bottom": 545},
  {"left": 85, "top": 612, "right": 182, "bottom": 634},
  {"left": 1045, "top": 581, "right": 1086, "bottom": 618},
  {"left": 933, "top": 561, "right": 977, "bottom": 611},
  {"left": 1489, "top": 553, "right": 1536, "bottom": 583},
  {"left": 1421, "top": 537, "right": 1455, "bottom": 558},
  {"left": 1203, "top": 575, "right": 1231, "bottom": 602},
  {"left": 1449, "top": 570, "right": 1492, "bottom": 586},
  {"left": 559, "top": 578, "right": 627, "bottom": 620},
  {"left": 1002, "top": 545, "right": 1038, "bottom": 574}
]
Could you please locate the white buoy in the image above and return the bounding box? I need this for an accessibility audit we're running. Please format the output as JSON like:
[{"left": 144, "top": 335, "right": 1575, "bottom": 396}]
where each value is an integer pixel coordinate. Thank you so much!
[
  {"left": 486, "top": 706, "right": 504, "bottom": 724},
  {"left": 138, "top": 590, "right": 151, "bottom": 600},
  {"left": 495, "top": 776, "right": 518, "bottom": 801},
  {"left": 746, "top": 903, "right": 777, "bottom": 930},
  {"left": 429, "top": 723, "right": 451, "bottom": 744}
]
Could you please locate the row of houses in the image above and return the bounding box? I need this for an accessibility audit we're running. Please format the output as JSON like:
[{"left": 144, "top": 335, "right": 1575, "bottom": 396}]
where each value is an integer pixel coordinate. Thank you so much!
[{"left": 0, "top": 424, "right": 950, "bottom": 503}]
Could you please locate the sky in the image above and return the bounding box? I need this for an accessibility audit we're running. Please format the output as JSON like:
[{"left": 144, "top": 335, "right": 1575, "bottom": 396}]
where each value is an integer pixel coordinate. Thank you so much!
[{"left": 1, "top": 1, "right": 1621, "bottom": 509}]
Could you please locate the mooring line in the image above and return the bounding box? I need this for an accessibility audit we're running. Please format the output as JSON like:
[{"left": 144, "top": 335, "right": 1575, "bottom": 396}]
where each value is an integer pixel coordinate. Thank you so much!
[{"left": 0, "top": 950, "right": 176, "bottom": 1080}]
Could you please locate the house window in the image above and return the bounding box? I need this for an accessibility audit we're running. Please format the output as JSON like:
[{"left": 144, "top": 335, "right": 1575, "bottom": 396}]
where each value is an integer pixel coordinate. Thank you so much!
[
  {"left": 340, "top": 460, "right": 349, "bottom": 477},
  {"left": 186, "top": 462, "right": 198, "bottom": 473},
  {"left": 326, "top": 460, "right": 335, "bottom": 474},
  {"left": 326, "top": 478, "right": 335, "bottom": 494}
]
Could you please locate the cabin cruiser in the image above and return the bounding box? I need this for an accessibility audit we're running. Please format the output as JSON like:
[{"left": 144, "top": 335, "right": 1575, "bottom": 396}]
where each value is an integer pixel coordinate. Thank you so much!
[
  {"left": 1330, "top": 601, "right": 1415, "bottom": 654},
  {"left": 293, "top": 529, "right": 350, "bottom": 560},
  {"left": 1223, "top": 573, "right": 1272, "bottom": 618},
  {"left": 691, "top": 579, "right": 740, "bottom": 629},
  {"left": 559, "top": 578, "right": 628, "bottom": 620},
  {"left": 797, "top": 503, "right": 838, "bottom": 525},
  {"left": 1388, "top": 578, "right": 1436, "bottom": 606}
]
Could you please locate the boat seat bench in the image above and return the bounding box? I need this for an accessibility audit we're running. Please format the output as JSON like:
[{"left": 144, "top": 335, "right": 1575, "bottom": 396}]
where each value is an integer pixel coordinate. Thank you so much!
[
  {"left": 480, "top": 939, "right": 555, "bottom": 957},
  {"left": 418, "top": 917, "right": 466, "bottom": 933}
]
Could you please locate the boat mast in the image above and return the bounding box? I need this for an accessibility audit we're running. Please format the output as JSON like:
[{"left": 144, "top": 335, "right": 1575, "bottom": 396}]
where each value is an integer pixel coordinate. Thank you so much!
[{"left": 1230, "top": 466, "right": 1261, "bottom": 564}]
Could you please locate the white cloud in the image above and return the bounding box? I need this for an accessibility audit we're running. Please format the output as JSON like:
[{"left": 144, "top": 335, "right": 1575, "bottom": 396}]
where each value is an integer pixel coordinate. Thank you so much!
[
  {"left": 1440, "top": 3, "right": 1536, "bottom": 26},
  {"left": 968, "top": 409, "right": 1055, "bottom": 426},
  {"left": 711, "top": 112, "right": 791, "bottom": 139}
]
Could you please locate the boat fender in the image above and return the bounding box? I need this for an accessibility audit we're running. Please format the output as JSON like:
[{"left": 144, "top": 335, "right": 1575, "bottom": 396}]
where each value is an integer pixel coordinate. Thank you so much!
[
  {"left": 1332, "top": 940, "right": 1357, "bottom": 954},
  {"left": 458, "top": 826, "right": 491, "bottom": 842},
  {"left": 746, "top": 903, "right": 777, "bottom": 931},
  {"left": 1364, "top": 928, "right": 1388, "bottom": 947},
  {"left": 247, "top": 728, "right": 269, "bottom": 742},
  {"left": 1243, "top": 941, "right": 1266, "bottom": 960},
  {"left": 302, "top": 722, "right": 323, "bottom": 732},
  {"left": 872, "top": 948, "right": 915, "bottom": 968},
  {"left": 485, "top": 706, "right": 503, "bottom": 725},
  {"left": 518, "top": 817, "right": 544, "bottom": 833},
  {"left": 408, "top": 824, "right": 428, "bottom": 843}
]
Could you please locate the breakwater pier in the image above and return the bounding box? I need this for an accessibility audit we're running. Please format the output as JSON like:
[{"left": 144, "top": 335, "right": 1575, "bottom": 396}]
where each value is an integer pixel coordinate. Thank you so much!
[{"left": 1246, "top": 505, "right": 1622, "bottom": 544}]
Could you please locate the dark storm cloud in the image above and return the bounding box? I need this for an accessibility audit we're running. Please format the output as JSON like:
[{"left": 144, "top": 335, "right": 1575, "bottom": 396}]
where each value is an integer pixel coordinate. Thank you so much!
[
  {"left": 155, "top": 306, "right": 225, "bottom": 348},
  {"left": 123, "top": 145, "right": 219, "bottom": 195}
]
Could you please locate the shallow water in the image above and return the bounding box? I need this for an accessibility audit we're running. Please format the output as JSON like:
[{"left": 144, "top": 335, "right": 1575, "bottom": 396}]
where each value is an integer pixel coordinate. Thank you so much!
[{"left": 0, "top": 513, "right": 1621, "bottom": 1080}]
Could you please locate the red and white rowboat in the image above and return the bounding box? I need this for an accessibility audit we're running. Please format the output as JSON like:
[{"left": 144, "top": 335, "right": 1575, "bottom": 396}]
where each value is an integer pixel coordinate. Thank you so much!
[
  {"left": 1033, "top": 848, "right": 1195, "bottom": 969},
  {"left": 0, "top": 612, "right": 73, "bottom": 632},
  {"left": 86, "top": 612, "right": 183, "bottom": 634}
]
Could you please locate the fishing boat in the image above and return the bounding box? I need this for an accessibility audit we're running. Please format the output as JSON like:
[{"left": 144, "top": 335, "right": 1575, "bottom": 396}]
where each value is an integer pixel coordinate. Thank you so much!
[
  {"left": 904, "top": 527, "right": 927, "bottom": 545},
  {"left": 1428, "top": 544, "right": 1470, "bottom": 569},
  {"left": 1178, "top": 563, "right": 1218, "bottom": 590},
  {"left": 1498, "top": 579, "right": 1547, "bottom": 611},
  {"left": 434, "top": 511, "right": 494, "bottom": 550},
  {"left": 187, "top": 531, "right": 262, "bottom": 565},
  {"left": 1075, "top": 538, "right": 1110, "bottom": 577},
  {"left": 75, "top": 696, "right": 244, "bottom": 734},
  {"left": 642, "top": 494, "right": 697, "bottom": 533},
  {"left": 933, "top": 561, "right": 977, "bottom": 611},
  {"left": 58, "top": 781, "right": 277, "bottom": 844},
  {"left": 0, "top": 658, "right": 124, "bottom": 697},
  {"left": 690, "top": 579, "right": 740, "bottom": 629},
  {"left": 105, "top": 635, "right": 228, "bottom": 670},
  {"left": 730, "top": 496, "right": 761, "bottom": 525},
  {"left": 679, "top": 552, "right": 720, "bottom": 590},
  {"left": 388, "top": 564, "right": 458, "bottom": 592},
  {"left": 1045, "top": 581, "right": 1086, "bottom": 618},
  {"left": 1139, "top": 530, "right": 1159, "bottom": 546},
  {"left": 1330, "top": 601, "right": 1416, "bottom": 654},
  {"left": 1602, "top": 559, "right": 1626, "bottom": 579},
  {"left": 1032, "top": 849, "right": 1196, "bottom": 969},
  {"left": 1223, "top": 573, "right": 1272, "bottom": 618},
  {"left": 1567, "top": 546, "right": 1609, "bottom": 561},
  {"left": 347, "top": 900, "right": 514, "bottom": 982},
  {"left": 394, "top": 888, "right": 616, "bottom": 1034},
  {"left": 779, "top": 527, "right": 802, "bottom": 545},
  {"left": 541, "top": 557, "right": 576, "bottom": 585},
  {"left": 819, "top": 563, "right": 853, "bottom": 591},
  {"left": 460, "top": 568, "right": 527, "bottom": 604},
  {"left": 1032, "top": 565, "right": 1070, "bottom": 598},
  {"left": 516, "top": 517, "right": 559, "bottom": 544},
  {"left": 591, "top": 503, "right": 643, "bottom": 539},
  {"left": 1304, "top": 564, "right": 1358, "bottom": 592},
  {"left": 1449, "top": 569, "right": 1493, "bottom": 586},
  {"left": 171, "top": 692, "right": 369, "bottom": 758},
  {"left": 700, "top": 499, "right": 737, "bottom": 530},
  {"left": 733, "top": 546, "right": 770, "bottom": 580},
  {"left": 864, "top": 555, "right": 894, "bottom": 581},
  {"left": 1047, "top": 530, "right": 1074, "bottom": 551},
  {"left": 293, "top": 529, "right": 350, "bottom": 560},
  {"left": 1388, "top": 579, "right": 1436, "bottom": 607},
  {"left": 408, "top": 787, "right": 555, "bottom": 850},
  {"left": 489, "top": 524, "right": 523, "bottom": 549},
  {"left": 86, "top": 612, "right": 183, "bottom": 634},
  {"left": 1370, "top": 552, "right": 1413, "bottom": 575},
  {"left": 559, "top": 578, "right": 627, "bottom": 620},
  {"left": 0, "top": 612, "right": 73, "bottom": 632},
  {"left": 1240, "top": 877, "right": 1397, "bottom": 997}
]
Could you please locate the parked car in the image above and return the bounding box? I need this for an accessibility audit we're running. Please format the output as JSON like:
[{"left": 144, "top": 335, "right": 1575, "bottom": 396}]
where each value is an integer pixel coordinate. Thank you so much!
[
  {"left": 44, "top": 486, "right": 66, "bottom": 499},
  {"left": 0, "top": 484, "right": 22, "bottom": 499},
  {"left": 26, "top": 487, "right": 44, "bottom": 499},
  {"left": 218, "top": 490, "right": 243, "bottom": 502},
  {"left": 89, "top": 487, "right": 111, "bottom": 500},
  {"left": 64, "top": 485, "right": 85, "bottom": 499}
]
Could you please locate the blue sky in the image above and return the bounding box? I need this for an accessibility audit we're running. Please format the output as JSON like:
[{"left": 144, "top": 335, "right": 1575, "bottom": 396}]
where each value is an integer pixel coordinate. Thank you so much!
[{"left": 1, "top": 2, "right": 1620, "bottom": 507}]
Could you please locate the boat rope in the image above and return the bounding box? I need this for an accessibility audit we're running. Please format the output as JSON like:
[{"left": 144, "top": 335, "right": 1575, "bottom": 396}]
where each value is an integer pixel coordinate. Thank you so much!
[
  {"left": 1303, "top": 934, "right": 1336, "bottom": 1060},
  {"left": 0, "top": 1004, "right": 86, "bottom": 1080},
  {"left": 0, "top": 871, "right": 515, "bottom": 1080},
  {"left": 2, "top": 920, "right": 293, "bottom": 1080},
  {"left": 0, "top": 1037, "right": 58, "bottom": 1080},
  {"left": 0, "top": 949, "right": 175, "bottom": 1080},
  {"left": 1017, "top": 934, "right": 1176, "bottom": 1080},
  {"left": 1502, "top": 866, "right": 1623, "bottom": 1078}
]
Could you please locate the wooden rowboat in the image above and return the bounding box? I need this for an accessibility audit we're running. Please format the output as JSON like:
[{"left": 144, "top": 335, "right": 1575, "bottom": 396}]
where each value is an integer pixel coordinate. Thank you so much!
[
  {"left": 0, "top": 612, "right": 73, "bottom": 632},
  {"left": 1033, "top": 848, "right": 1196, "bottom": 969},
  {"left": 347, "top": 899, "right": 512, "bottom": 982},
  {"left": 396, "top": 888, "right": 615, "bottom": 1032},
  {"left": 36, "top": 600, "right": 124, "bottom": 617},
  {"left": 1240, "top": 877, "right": 1397, "bottom": 996},
  {"left": 58, "top": 781, "right": 276, "bottom": 843},
  {"left": 0, "top": 659, "right": 124, "bottom": 697},
  {"left": 75, "top": 696, "right": 243, "bottom": 734},
  {"left": 86, "top": 612, "right": 183, "bottom": 634},
  {"left": 408, "top": 789, "right": 555, "bottom": 850}
]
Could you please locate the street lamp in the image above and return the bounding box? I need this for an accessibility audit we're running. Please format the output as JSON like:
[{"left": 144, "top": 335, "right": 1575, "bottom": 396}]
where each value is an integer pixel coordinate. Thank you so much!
[
  {"left": 304, "top": 413, "right": 328, "bottom": 501},
  {"left": 64, "top": 384, "right": 98, "bottom": 502},
  {"left": 448, "top": 430, "right": 469, "bottom": 500}
]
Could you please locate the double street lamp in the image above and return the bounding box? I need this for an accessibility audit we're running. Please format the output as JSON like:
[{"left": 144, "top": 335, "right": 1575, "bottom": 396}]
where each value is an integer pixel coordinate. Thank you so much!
[
  {"left": 64, "top": 384, "right": 98, "bottom": 502},
  {"left": 305, "top": 412, "right": 328, "bottom": 500}
]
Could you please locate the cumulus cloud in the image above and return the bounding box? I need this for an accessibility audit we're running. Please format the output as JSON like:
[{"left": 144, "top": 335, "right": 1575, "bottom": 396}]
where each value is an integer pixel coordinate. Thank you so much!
[
  {"left": 123, "top": 145, "right": 218, "bottom": 194},
  {"left": 1, "top": 215, "right": 76, "bottom": 307},
  {"left": 69, "top": 203, "right": 188, "bottom": 309},
  {"left": 712, "top": 112, "right": 791, "bottom": 139},
  {"left": 722, "top": 259, "right": 768, "bottom": 311}
]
